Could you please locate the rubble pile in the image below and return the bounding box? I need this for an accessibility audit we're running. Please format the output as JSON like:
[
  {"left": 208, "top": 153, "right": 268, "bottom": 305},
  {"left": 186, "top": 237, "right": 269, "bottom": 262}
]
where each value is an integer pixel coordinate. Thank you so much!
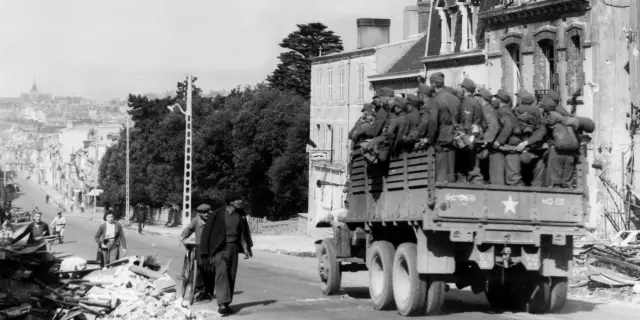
[
  {"left": 1, "top": 238, "right": 196, "bottom": 320},
  {"left": 571, "top": 240, "right": 640, "bottom": 303}
]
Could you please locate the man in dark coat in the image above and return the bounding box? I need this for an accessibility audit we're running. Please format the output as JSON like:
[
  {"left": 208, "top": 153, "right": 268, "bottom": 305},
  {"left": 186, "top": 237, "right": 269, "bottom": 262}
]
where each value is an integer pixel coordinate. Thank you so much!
[
  {"left": 475, "top": 88, "right": 500, "bottom": 183},
  {"left": 384, "top": 98, "right": 408, "bottom": 155},
  {"left": 200, "top": 192, "right": 253, "bottom": 315},
  {"left": 430, "top": 72, "right": 461, "bottom": 182}
]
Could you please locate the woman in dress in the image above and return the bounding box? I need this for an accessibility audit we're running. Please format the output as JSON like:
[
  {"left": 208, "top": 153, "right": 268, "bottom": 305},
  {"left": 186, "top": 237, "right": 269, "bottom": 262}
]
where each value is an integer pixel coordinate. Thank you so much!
[{"left": 94, "top": 212, "right": 127, "bottom": 266}]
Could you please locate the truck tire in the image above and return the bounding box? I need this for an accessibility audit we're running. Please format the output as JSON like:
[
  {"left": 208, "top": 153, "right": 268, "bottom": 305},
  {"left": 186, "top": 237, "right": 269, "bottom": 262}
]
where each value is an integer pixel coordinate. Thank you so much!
[
  {"left": 317, "top": 239, "right": 341, "bottom": 295},
  {"left": 549, "top": 277, "right": 568, "bottom": 312},
  {"left": 526, "top": 279, "right": 551, "bottom": 314},
  {"left": 369, "top": 240, "right": 396, "bottom": 310},
  {"left": 392, "top": 243, "right": 427, "bottom": 316},
  {"left": 424, "top": 279, "right": 446, "bottom": 315}
]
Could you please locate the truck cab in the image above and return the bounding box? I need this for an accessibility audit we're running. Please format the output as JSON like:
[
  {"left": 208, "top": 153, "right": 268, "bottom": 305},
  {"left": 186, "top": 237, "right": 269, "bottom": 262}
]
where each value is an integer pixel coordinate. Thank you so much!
[{"left": 315, "top": 146, "right": 586, "bottom": 316}]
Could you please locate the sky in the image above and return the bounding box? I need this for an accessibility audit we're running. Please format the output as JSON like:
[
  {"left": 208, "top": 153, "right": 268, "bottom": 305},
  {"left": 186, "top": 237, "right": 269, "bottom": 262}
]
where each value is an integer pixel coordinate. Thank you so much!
[{"left": 0, "top": 0, "right": 416, "bottom": 101}]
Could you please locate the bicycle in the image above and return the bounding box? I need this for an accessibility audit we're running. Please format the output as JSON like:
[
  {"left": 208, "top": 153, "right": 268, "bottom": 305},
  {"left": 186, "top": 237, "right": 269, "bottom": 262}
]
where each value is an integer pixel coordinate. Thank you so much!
[{"left": 180, "top": 239, "right": 198, "bottom": 305}]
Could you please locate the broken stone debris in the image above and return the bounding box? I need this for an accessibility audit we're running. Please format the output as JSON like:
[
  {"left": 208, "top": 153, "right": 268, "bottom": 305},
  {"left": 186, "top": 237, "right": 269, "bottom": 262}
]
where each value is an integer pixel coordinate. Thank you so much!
[
  {"left": 571, "top": 240, "right": 640, "bottom": 302},
  {"left": 1, "top": 240, "right": 194, "bottom": 320}
]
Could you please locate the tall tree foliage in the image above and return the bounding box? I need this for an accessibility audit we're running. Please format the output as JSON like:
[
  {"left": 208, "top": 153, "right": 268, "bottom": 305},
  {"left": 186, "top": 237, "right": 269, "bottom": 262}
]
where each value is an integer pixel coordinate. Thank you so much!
[
  {"left": 99, "top": 78, "right": 310, "bottom": 220},
  {"left": 267, "top": 22, "right": 344, "bottom": 99}
]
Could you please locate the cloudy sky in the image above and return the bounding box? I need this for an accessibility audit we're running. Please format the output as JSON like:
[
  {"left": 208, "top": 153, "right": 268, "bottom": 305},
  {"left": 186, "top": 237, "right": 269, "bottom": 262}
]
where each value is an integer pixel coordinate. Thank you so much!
[{"left": 0, "top": 0, "right": 416, "bottom": 101}]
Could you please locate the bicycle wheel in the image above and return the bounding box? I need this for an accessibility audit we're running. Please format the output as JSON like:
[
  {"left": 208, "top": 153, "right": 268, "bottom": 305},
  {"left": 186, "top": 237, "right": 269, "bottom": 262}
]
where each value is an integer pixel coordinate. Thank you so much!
[
  {"left": 188, "top": 259, "right": 198, "bottom": 305},
  {"left": 181, "top": 253, "right": 192, "bottom": 300}
]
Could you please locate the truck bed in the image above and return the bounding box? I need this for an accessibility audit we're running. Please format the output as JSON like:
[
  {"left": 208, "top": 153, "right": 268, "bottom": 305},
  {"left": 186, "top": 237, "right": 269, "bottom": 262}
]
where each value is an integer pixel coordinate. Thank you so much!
[{"left": 347, "top": 148, "right": 587, "bottom": 232}]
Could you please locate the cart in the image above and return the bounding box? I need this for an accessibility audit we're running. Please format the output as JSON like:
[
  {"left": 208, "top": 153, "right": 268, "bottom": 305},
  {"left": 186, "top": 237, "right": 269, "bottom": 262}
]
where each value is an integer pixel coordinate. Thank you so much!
[{"left": 181, "top": 240, "right": 198, "bottom": 305}]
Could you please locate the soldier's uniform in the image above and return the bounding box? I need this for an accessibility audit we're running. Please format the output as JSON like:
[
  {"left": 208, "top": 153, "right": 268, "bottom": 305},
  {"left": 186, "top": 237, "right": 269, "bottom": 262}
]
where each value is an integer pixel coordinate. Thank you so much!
[
  {"left": 409, "top": 84, "right": 439, "bottom": 148},
  {"left": 494, "top": 89, "right": 523, "bottom": 185},
  {"left": 457, "top": 78, "right": 484, "bottom": 184},
  {"left": 545, "top": 89, "right": 571, "bottom": 117},
  {"left": 384, "top": 98, "right": 408, "bottom": 156},
  {"left": 513, "top": 89, "right": 547, "bottom": 187},
  {"left": 398, "top": 94, "right": 421, "bottom": 151},
  {"left": 540, "top": 96, "right": 578, "bottom": 188},
  {"left": 349, "top": 103, "right": 375, "bottom": 146},
  {"left": 431, "top": 72, "right": 460, "bottom": 183},
  {"left": 365, "top": 88, "right": 394, "bottom": 138},
  {"left": 475, "top": 88, "right": 500, "bottom": 183}
]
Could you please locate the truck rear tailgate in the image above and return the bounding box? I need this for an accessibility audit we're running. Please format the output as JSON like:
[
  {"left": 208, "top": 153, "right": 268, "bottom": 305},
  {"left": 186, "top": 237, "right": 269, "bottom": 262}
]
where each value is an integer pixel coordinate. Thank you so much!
[{"left": 432, "top": 183, "right": 585, "bottom": 226}]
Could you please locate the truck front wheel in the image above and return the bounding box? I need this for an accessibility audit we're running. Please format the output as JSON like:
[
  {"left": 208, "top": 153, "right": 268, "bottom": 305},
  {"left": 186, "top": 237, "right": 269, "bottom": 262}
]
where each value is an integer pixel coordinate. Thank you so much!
[
  {"left": 369, "top": 240, "right": 396, "bottom": 310},
  {"left": 317, "top": 239, "right": 341, "bottom": 295},
  {"left": 392, "top": 243, "right": 427, "bottom": 316}
]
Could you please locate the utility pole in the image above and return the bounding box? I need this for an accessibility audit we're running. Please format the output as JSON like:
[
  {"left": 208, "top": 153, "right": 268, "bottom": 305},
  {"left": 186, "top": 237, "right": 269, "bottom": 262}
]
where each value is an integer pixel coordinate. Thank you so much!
[
  {"left": 125, "top": 117, "right": 130, "bottom": 222},
  {"left": 182, "top": 75, "right": 193, "bottom": 227}
]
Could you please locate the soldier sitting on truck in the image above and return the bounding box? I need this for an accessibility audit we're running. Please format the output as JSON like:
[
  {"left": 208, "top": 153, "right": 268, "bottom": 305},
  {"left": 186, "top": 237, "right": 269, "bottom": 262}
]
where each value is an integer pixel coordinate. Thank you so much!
[
  {"left": 475, "top": 88, "right": 500, "bottom": 183},
  {"left": 492, "top": 89, "right": 518, "bottom": 185},
  {"left": 360, "top": 87, "right": 394, "bottom": 164},
  {"left": 398, "top": 94, "right": 421, "bottom": 152},
  {"left": 456, "top": 78, "right": 484, "bottom": 184},
  {"left": 513, "top": 88, "right": 548, "bottom": 187},
  {"left": 539, "top": 95, "right": 580, "bottom": 188},
  {"left": 409, "top": 84, "right": 438, "bottom": 150},
  {"left": 348, "top": 103, "right": 376, "bottom": 148},
  {"left": 383, "top": 98, "right": 408, "bottom": 157},
  {"left": 430, "top": 72, "right": 461, "bottom": 182}
]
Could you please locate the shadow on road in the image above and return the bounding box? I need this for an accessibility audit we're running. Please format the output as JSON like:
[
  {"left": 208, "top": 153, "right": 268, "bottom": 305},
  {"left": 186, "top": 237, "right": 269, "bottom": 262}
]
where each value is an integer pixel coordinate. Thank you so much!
[
  {"left": 234, "top": 291, "right": 244, "bottom": 295},
  {"left": 342, "top": 287, "right": 370, "bottom": 299},
  {"left": 554, "top": 298, "right": 599, "bottom": 314},
  {"left": 232, "top": 299, "right": 277, "bottom": 312}
]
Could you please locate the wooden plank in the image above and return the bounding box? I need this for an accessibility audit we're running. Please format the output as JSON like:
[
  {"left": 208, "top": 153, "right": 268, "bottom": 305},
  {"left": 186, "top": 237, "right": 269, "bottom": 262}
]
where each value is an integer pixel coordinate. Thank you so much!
[
  {"left": 407, "top": 164, "right": 429, "bottom": 173},
  {"left": 386, "top": 181, "right": 405, "bottom": 190},
  {"left": 407, "top": 172, "right": 428, "bottom": 180},
  {"left": 386, "top": 174, "right": 404, "bottom": 183},
  {"left": 408, "top": 179, "right": 430, "bottom": 187}
]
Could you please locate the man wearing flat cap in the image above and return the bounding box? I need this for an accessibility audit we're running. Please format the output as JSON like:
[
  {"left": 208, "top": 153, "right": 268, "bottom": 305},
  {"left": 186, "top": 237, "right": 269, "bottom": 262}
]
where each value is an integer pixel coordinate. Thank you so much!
[
  {"left": 200, "top": 192, "right": 253, "bottom": 315},
  {"left": 181, "top": 203, "right": 215, "bottom": 301},
  {"left": 429, "top": 72, "right": 461, "bottom": 182}
]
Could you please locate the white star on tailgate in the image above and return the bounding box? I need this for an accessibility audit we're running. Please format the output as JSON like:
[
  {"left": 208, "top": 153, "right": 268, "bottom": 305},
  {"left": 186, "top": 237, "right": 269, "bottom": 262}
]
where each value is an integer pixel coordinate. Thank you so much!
[{"left": 502, "top": 195, "right": 518, "bottom": 215}]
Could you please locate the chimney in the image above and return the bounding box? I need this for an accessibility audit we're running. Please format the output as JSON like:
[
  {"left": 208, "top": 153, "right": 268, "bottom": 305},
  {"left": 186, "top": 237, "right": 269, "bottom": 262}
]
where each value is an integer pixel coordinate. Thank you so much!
[
  {"left": 417, "top": 0, "right": 432, "bottom": 34},
  {"left": 403, "top": 6, "right": 420, "bottom": 39},
  {"left": 357, "top": 18, "right": 391, "bottom": 49}
]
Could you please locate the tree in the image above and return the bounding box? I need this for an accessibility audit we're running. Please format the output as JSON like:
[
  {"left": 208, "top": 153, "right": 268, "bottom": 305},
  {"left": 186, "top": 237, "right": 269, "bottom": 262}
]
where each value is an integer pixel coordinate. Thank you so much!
[{"left": 267, "top": 22, "right": 344, "bottom": 99}]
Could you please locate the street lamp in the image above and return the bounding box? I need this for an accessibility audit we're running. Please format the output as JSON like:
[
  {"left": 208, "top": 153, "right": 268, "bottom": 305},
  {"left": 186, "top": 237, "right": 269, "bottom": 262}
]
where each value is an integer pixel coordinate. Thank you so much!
[{"left": 167, "top": 75, "right": 193, "bottom": 228}]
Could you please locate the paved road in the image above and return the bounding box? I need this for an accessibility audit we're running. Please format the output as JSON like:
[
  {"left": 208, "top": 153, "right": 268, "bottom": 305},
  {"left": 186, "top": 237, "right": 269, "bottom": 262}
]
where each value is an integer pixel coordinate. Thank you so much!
[{"left": 11, "top": 177, "right": 639, "bottom": 320}]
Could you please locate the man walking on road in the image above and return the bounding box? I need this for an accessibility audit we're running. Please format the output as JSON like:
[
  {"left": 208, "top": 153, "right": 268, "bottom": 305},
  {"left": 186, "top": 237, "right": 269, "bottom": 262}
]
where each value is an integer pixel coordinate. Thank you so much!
[
  {"left": 200, "top": 193, "right": 253, "bottom": 315},
  {"left": 181, "top": 204, "right": 214, "bottom": 301}
]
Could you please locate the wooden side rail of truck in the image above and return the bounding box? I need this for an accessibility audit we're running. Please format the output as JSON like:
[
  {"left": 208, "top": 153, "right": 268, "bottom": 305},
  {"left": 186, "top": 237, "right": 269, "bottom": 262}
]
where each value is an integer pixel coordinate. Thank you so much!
[{"left": 315, "top": 147, "right": 587, "bottom": 316}]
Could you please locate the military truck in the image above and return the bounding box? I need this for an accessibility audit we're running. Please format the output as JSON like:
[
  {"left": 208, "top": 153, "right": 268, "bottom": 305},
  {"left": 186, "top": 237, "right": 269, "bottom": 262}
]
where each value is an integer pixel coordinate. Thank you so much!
[{"left": 315, "top": 147, "right": 586, "bottom": 316}]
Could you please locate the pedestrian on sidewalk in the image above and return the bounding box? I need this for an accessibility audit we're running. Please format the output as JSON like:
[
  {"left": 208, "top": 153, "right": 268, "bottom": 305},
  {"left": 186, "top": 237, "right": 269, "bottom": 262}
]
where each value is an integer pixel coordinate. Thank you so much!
[
  {"left": 45, "top": 195, "right": 50, "bottom": 204},
  {"left": 200, "top": 192, "right": 253, "bottom": 315},
  {"left": 180, "top": 204, "right": 214, "bottom": 301},
  {"left": 95, "top": 212, "right": 127, "bottom": 266},
  {"left": 136, "top": 208, "right": 146, "bottom": 234}
]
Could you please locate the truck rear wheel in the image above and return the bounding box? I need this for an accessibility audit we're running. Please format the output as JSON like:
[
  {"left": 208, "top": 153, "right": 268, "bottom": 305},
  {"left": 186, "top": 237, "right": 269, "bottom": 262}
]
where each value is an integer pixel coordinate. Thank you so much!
[
  {"left": 549, "top": 277, "right": 568, "bottom": 312},
  {"left": 526, "top": 279, "right": 551, "bottom": 314},
  {"left": 369, "top": 240, "right": 395, "bottom": 310},
  {"left": 392, "top": 243, "right": 426, "bottom": 316},
  {"left": 317, "top": 239, "right": 341, "bottom": 295}
]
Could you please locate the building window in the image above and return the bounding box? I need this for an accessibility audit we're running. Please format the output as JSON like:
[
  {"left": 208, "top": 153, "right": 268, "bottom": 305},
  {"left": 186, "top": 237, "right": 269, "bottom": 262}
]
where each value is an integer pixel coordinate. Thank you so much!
[
  {"left": 338, "top": 67, "right": 346, "bottom": 103},
  {"left": 337, "top": 126, "right": 344, "bottom": 162},
  {"left": 327, "top": 69, "right": 334, "bottom": 103},
  {"left": 357, "top": 64, "right": 365, "bottom": 100},
  {"left": 506, "top": 43, "right": 522, "bottom": 94},
  {"left": 315, "top": 69, "right": 323, "bottom": 104},
  {"left": 325, "top": 125, "right": 333, "bottom": 161},
  {"left": 318, "top": 125, "right": 324, "bottom": 150},
  {"left": 534, "top": 39, "right": 557, "bottom": 92},
  {"left": 566, "top": 31, "right": 584, "bottom": 98}
]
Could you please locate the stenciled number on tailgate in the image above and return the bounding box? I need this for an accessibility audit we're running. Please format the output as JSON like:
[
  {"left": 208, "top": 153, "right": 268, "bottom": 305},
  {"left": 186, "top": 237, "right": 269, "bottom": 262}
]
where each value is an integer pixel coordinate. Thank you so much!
[
  {"left": 541, "top": 197, "right": 565, "bottom": 206},
  {"left": 445, "top": 193, "right": 477, "bottom": 204}
]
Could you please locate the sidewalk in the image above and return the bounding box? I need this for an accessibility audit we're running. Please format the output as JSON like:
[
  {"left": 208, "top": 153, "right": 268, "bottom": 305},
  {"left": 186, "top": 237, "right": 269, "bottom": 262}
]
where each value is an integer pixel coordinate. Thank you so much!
[{"left": 22, "top": 177, "right": 320, "bottom": 258}]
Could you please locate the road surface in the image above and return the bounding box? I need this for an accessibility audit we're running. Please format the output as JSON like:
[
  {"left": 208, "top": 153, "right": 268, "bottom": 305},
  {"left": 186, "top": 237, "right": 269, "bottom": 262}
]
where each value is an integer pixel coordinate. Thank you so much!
[{"left": 11, "top": 177, "right": 638, "bottom": 319}]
